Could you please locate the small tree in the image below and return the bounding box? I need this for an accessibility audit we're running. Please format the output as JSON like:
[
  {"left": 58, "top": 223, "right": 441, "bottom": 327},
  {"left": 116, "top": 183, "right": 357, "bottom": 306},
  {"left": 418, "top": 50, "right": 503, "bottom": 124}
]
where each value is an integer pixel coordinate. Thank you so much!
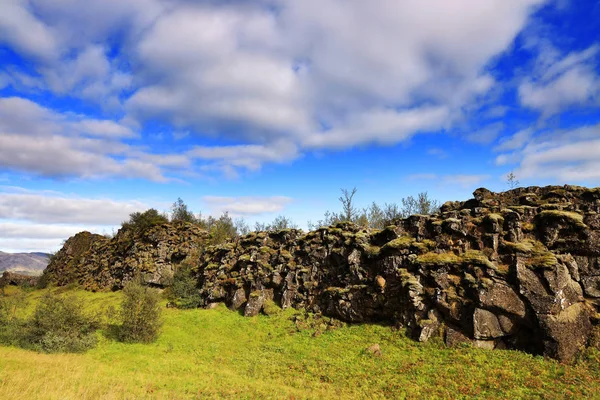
[
  {"left": 26, "top": 293, "right": 100, "bottom": 353},
  {"left": 339, "top": 187, "right": 358, "bottom": 222},
  {"left": 0, "top": 292, "right": 28, "bottom": 346},
  {"left": 168, "top": 262, "right": 202, "bottom": 309},
  {"left": 207, "top": 212, "right": 238, "bottom": 245},
  {"left": 234, "top": 217, "right": 251, "bottom": 236},
  {"left": 507, "top": 171, "right": 520, "bottom": 189},
  {"left": 171, "top": 198, "right": 197, "bottom": 223},
  {"left": 400, "top": 192, "right": 440, "bottom": 217},
  {"left": 119, "top": 279, "right": 162, "bottom": 343}
]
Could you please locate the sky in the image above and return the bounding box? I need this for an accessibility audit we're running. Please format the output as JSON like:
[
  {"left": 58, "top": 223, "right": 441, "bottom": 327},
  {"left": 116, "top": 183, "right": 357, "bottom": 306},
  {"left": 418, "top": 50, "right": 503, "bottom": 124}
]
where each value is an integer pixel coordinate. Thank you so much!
[{"left": 0, "top": 0, "right": 599, "bottom": 253}]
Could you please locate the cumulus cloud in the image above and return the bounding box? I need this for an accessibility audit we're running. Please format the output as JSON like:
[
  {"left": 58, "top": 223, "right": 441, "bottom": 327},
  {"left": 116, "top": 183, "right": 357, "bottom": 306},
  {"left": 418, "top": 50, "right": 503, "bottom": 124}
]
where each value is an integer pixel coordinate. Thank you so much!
[
  {"left": 519, "top": 45, "right": 600, "bottom": 115},
  {"left": 495, "top": 123, "right": 600, "bottom": 182},
  {"left": 0, "top": 97, "right": 172, "bottom": 180},
  {"left": 0, "top": 0, "right": 553, "bottom": 180},
  {"left": 0, "top": 189, "right": 147, "bottom": 225},
  {"left": 202, "top": 196, "right": 293, "bottom": 217},
  {"left": 0, "top": 187, "right": 154, "bottom": 252},
  {"left": 0, "top": 222, "right": 108, "bottom": 239},
  {"left": 494, "top": 129, "right": 533, "bottom": 152},
  {"left": 466, "top": 122, "right": 505, "bottom": 145}
]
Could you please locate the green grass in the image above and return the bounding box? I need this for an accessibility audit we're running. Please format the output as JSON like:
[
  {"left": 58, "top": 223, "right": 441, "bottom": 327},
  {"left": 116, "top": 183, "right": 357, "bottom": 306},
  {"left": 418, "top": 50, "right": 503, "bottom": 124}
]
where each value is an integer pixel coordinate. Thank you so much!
[{"left": 1, "top": 288, "right": 600, "bottom": 399}]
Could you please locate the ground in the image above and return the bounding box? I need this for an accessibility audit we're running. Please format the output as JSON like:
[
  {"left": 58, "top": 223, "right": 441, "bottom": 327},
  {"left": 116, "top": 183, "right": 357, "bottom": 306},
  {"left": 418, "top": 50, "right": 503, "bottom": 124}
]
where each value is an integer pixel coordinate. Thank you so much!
[{"left": 0, "top": 287, "right": 599, "bottom": 399}]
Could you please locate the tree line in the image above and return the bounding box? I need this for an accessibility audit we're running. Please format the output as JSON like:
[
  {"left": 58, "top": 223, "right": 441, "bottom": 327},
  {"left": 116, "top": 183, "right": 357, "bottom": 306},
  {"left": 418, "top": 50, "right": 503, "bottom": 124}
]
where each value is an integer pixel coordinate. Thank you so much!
[{"left": 121, "top": 189, "right": 440, "bottom": 245}]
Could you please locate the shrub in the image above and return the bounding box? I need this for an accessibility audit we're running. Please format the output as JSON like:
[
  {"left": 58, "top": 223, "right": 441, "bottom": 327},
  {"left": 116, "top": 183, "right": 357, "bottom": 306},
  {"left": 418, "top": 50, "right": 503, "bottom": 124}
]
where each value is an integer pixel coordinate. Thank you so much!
[
  {"left": 0, "top": 292, "right": 28, "bottom": 346},
  {"left": 26, "top": 293, "right": 101, "bottom": 353},
  {"left": 168, "top": 262, "right": 202, "bottom": 309},
  {"left": 122, "top": 209, "right": 169, "bottom": 235},
  {"left": 171, "top": 198, "right": 198, "bottom": 223},
  {"left": 119, "top": 279, "right": 162, "bottom": 343}
]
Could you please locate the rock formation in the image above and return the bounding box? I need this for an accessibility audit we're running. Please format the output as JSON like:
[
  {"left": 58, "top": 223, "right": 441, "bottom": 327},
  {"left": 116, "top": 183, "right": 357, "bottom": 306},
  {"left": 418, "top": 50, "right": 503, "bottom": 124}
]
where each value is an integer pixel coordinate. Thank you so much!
[
  {"left": 0, "top": 271, "right": 40, "bottom": 288},
  {"left": 44, "top": 185, "right": 600, "bottom": 362}
]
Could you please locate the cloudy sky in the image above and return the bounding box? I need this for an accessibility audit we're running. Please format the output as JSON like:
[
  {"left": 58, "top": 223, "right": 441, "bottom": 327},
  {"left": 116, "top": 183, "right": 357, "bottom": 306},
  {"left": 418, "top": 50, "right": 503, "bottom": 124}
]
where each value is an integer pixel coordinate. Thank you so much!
[{"left": 1, "top": 0, "right": 599, "bottom": 252}]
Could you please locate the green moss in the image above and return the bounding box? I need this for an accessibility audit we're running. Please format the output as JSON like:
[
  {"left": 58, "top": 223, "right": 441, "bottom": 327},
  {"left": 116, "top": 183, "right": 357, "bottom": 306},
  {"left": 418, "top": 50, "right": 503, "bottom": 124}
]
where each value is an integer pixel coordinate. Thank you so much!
[
  {"left": 382, "top": 236, "right": 414, "bottom": 250},
  {"left": 279, "top": 250, "right": 293, "bottom": 260},
  {"left": 239, "top": 254, "right": 252, "bottom": 262},
  {"left": 262, "top": 299, "right": 282, "bottom": 316},
  {"left": 539, "top": 210, "right": 585, "bottom": 227},
  {"left": 522, "top": 222, "right": 535, "bottom": 232},
  {"left": 462, "top": 250, "right": 494, "bottom": 268},
  {"left": 326, "top": 287, "right": 350, "bottom": 294},
  {"left": 522, "top": 240, "right": 559, "bottom": 269},
  {"left": 205, "top": 263, "right": 220, "bottom": 270},
  {"left": 463, "top": 273, "right": 477, "bottom": 284},
  {"left": 362, "top": 244, "right": 381, "bottom": 257},
  {"left": 485, "top": 213, "right": 505, "bottom": 223},
  {"left": 416, "top": 252, "right": 461, "bottom": 266},
  {"left": 502, "top": 240, "right": 534, "bottom": 254}
]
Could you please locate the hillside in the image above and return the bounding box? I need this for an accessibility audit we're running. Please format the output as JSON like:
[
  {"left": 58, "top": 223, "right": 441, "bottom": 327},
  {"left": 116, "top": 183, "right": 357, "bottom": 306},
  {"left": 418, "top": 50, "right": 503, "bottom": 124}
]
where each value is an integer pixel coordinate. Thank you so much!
[
  {"left": 44, "top": 185, "right": 600, "bottom": 362},
  {"left": 0, "top": 251, "right": 49, "bottom": 276}
]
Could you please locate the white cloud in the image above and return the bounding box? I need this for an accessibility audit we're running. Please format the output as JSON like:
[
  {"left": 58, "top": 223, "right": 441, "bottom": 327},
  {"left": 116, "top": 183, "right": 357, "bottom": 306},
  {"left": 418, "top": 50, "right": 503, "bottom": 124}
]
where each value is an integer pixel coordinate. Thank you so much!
[
  {"left": 466, "top": 122, "right": 505, "bottom": 145},
  {"left": 124, "top": 0, "right": 545, "bottom": 148},
  {"left": 494, "top": 129, "right": 533, "bottom": 152},
  {"left": 202, "top": 196, "right": 293, "bottom": 217},
  {"left": 0, "top": 189, "right": 147, "bottom": 225},
  {"left": 496, "top": 123, "right": 600, "bottom": 182},
  {"left": 519, "top": 45, "right": 600, "bottom": 115},
  {"left": 0, "top": 0, "right": 60, "bottom": 61},
  {"left": 0, "top": 222, "right": 109, "bottom": 239},
  {"left": 0, "top": 238, "right": 66, "bottom": 253},
  {"left": 303, "top": 106, "right": 450, "bottom": 149},
  {"left": 0, "top": 0, "right": 554, "bottom": 178},
  {"left": 0, "top": 187, "right": 154, "bottom": 252}
]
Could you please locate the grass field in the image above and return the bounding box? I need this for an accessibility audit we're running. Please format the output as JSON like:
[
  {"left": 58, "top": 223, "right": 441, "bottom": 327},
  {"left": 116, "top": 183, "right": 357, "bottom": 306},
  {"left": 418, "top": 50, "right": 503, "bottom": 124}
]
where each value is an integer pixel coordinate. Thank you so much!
[{"left": 0, "top": 287, "right": 599, "bottom": 399}]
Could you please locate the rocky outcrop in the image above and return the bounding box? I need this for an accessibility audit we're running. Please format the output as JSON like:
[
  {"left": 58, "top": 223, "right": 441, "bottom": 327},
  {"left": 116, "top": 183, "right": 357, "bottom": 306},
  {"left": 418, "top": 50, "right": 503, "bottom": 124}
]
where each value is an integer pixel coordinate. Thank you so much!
[
  {"left": 0, "top": 271, "right": 40, "bottom": 287},
  {"left": 43, "top": 222, "right": 209, "bottom": 291},
  {"left": 44, "top": 185, "right": 600, "bottom": 362}
]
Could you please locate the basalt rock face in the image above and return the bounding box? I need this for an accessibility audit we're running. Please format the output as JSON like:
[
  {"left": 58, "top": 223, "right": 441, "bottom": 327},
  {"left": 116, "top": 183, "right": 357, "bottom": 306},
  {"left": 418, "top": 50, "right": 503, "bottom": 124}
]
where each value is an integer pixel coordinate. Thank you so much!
[
  {"left": 0, "top": 271, "right": 40, "bottom": 287},
  {"left": 45, "top": 185, "right": 600, "bottom": 362},
  {"left": 44, "top": 222, "right": 209, "bottom": 290},
  {"left": 42, "top": 231, "right": 108, "bottom": 287}
]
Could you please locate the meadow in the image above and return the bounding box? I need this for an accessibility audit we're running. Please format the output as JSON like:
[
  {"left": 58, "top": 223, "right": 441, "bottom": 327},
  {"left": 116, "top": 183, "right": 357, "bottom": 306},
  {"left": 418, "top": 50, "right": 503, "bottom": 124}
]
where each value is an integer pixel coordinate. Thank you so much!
[{"left": 0, "top": 287, "right": 599, "bottom": 399}]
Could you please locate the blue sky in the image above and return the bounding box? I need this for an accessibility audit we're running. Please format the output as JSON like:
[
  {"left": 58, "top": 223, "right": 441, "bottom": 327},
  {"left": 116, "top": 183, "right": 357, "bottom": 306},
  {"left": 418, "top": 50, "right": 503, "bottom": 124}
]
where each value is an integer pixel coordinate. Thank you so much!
[{"left": 1, "top": 0, "right": 599, "bottom": 252}]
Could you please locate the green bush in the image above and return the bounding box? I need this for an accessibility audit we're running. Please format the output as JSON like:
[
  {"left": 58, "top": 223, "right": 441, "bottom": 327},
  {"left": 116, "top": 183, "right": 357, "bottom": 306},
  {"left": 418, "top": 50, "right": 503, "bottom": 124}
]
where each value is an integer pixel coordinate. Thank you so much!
[
  {"left": 0, "top": 292, "right": 28, "bottom": 346},
  {"left": 122, "top": 208, "right": 169, "bottom": 235},
  {"left": 119, "top": 279, "right": 162, "bottom": 343},
  {"left": 168, "top": 263, "right": 202, "bottom": 309},
  {"left": 26, "top": 293, "right": 101, "bottom": 353}
]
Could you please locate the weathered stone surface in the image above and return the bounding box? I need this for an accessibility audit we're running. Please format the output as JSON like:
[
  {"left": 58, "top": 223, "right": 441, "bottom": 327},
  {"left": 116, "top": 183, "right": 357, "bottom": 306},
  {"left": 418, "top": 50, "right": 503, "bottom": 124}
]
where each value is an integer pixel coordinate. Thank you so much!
[
  {"left": 44, "top": 222, "right": 208, "bottom": 290},
  {"left": 0, "top": 271, "right": 39, "bottom": 288},
  {"left": 537, "top": 303, "right": 593, "bottom": 363},
  {"left": 44, "top": 185, "right": 600, "bottom": 362},
  {"left": 479, "top": 282, "right": 526, "bottom": 317},
  {"left": 473, "top": 308, "right": 504, "bottom": 339},
  {"left": 582, "top": 276, "right": 600, "bottom": 298}
]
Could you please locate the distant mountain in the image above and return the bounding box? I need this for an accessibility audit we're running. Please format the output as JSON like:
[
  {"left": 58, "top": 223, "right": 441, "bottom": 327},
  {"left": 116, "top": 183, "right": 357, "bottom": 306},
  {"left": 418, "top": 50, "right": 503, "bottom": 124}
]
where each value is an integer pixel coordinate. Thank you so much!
[{"left": 0, "top": 251, "right": 50, "bottom": 276}]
